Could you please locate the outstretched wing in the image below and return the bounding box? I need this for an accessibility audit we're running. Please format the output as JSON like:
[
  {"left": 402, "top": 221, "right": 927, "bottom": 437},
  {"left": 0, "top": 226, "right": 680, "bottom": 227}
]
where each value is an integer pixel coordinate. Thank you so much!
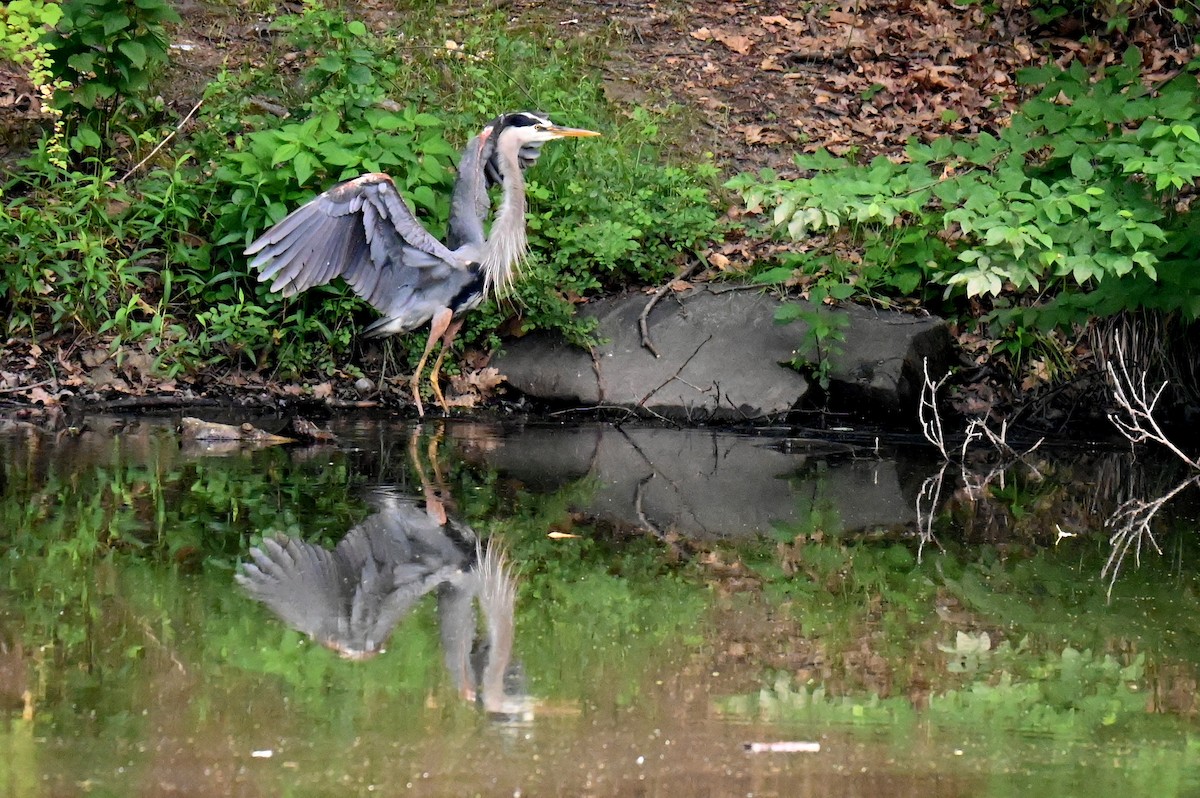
[
  {"left": 236, "top": 535, "right": 351, "bottom": 648},
  {"left": 245, "top": 173, "right": 467, "bottom": 315}
]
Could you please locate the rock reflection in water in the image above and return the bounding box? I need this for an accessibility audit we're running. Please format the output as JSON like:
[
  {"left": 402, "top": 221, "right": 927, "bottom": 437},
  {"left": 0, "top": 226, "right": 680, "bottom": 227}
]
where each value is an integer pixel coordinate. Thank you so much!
[{"left": 236, "top": 488, "right": 531, "bottom": 720}]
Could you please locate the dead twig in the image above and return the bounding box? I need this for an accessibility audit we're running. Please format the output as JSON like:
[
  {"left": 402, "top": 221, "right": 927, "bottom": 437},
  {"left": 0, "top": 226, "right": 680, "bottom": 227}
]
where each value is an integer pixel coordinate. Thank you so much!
[
  {"left": 638, "top": 262, "right": 701, "bottom": 357},
  {"left": 118, "top": 97, "right": 204, "bottom": 183},
  {"left": 638, "top": 334, "right": 713, "bottom": 407},
  {"left": 918, "top": 357, "right": 950, "bottom": 460},
  {"left": 1106, "top": 337, "right": 1200, "bottom": 470},
  {"left": 1101, "top": 474, "right": 1200, "bottom": 598},
  {"left": 0, "top": 378, "right": 58, "bottom": 395},
  {"left": 914, "top": 461, "right": 948, "bottom": 562}
]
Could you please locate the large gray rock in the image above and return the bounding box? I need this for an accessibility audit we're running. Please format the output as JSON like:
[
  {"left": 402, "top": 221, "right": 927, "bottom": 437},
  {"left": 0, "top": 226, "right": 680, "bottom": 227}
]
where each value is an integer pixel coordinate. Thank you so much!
[
  {"left": 826, "top": 304, "right": 955, "bottom": 417},
  {"left": 496, "top": 287, "right": 810, "bottom": 422},
  {"left": 495, "top": 286, "right": 953, "bottom": 422}
]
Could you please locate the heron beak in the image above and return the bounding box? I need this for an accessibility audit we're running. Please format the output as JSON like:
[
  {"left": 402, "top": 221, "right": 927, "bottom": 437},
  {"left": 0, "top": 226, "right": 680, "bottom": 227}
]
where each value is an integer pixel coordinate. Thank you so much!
[{"left": 548, "top": 125, "right": 601, "bottom": 138}]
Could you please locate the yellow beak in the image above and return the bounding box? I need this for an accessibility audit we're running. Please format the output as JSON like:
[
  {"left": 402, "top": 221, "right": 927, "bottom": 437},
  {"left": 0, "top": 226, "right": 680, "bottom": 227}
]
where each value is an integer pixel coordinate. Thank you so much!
[{"left": 548, "top": 125, "right": 602, "bottom": 138}]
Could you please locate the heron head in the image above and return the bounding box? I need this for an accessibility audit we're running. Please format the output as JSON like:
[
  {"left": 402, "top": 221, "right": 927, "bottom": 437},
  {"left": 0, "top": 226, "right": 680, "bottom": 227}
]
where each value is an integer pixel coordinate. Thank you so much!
[{"left": 495, "top": 111, "right": 601, "bottom": 145}]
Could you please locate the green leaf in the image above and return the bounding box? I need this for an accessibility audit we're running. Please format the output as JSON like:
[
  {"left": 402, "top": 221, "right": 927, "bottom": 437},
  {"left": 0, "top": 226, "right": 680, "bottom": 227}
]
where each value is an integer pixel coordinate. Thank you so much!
[
  {"left": 101, "top": 11, "right": 131, "bottom": 36},
  {"left": 117, "top": 40, "right": 147, "bottom": 68},
  {"left": 67, "top": 52, "right": 98, "bottom": 74},
  {"left": 753, "top": 266, "right": 795, "bottom": 285},
  {"left": 271, "top": 142, "right": 301, "bottom": 165},
  {"left": 1069, "top": 153, "right": 1094, "bottom": 180},
  {"left": 293, "top": 152, "right": 318, "bottom": 186}
]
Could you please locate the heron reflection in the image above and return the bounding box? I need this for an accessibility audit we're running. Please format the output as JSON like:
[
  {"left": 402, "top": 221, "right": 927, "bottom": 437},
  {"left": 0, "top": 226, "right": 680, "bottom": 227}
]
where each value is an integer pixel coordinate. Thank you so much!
[{"left": 236, "top": 488, "right": 531, "bottom": 720}]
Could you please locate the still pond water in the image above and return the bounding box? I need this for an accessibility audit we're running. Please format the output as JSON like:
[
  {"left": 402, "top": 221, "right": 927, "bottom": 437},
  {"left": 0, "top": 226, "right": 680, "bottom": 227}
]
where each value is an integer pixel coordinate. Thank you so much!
[{"left": 2, "top": 415, "right": 1199, "bottom": 797}]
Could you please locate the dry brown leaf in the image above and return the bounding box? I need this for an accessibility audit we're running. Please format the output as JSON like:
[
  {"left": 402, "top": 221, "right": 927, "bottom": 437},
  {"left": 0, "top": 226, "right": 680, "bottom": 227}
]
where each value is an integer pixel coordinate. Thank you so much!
[
  {"left": 27, "top": 386, "right": 57, "bottom": 405},
  {"left": 712, "top": 30, "right": 754, "bottom": 55},
  {"left": 690, "top": 27, "right": 713, "bottom": 42},
  {"left": 312, "top": 382, "right": 333, "bottom": 399},
  {"left": 82, "top": 348, "right": 109, "bottom": 368}
]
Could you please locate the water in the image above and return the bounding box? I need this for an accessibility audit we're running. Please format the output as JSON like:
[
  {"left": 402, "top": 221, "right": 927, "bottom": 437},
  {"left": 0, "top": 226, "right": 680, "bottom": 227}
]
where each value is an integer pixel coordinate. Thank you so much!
[{"left": 1, "top": 415, "right": 1198, "bottom": 797}]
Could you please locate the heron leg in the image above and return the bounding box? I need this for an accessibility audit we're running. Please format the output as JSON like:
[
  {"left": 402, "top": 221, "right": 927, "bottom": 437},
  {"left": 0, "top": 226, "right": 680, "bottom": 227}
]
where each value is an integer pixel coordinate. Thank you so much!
[
  {"left": 410, "top": 308, "right": 453, "bottom": 417},
  {"left": 429, "top": 317, "right": 465, "bottom": 415}
]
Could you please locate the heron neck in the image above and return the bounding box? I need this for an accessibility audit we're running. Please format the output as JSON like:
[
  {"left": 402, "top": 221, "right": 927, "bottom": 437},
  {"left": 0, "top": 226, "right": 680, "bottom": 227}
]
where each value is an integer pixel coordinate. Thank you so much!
[{"left": 481, "top": 134, "right": 528, "bottom": 298}]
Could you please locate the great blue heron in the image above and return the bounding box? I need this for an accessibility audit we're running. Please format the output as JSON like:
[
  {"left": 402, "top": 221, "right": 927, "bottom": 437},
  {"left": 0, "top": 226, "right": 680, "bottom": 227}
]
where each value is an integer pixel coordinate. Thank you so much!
[{"left": 244, "top": 111, "right": 600, "bottom": 415}]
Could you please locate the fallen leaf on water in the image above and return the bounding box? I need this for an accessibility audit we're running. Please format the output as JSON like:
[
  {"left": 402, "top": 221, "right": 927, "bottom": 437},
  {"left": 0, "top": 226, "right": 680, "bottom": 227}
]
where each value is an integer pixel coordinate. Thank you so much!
[
  {"left": 547, "top": 531, "right": 580, "bottom": 539},
  {"left": 181, "top": 417, "right": 294, "bottom": 444},
  {"left": 293, "top": 417, "right": 338, "bottom": 443}
]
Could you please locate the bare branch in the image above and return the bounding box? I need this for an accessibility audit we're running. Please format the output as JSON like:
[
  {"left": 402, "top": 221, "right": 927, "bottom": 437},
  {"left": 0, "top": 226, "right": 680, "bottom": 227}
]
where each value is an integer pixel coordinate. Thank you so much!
[
  {"left": 915, "top": 462, "right": 948, "bottom": 562},
  {"left": 919, "top": 357, "right": 950, "bottom": 460},
  {"left": 638, "top": 263, "right": 702, "bottom": 357},
  {"left": 118, "top": 97, "right": 204, "bottom": 183},
  {"left": 1105, "top": 337, "right": 1200, "bottom": 470}
]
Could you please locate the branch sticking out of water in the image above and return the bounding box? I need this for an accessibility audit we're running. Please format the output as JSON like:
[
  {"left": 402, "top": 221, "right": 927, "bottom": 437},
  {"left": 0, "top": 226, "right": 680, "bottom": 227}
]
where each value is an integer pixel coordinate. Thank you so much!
[
  {"left": 1105, "top": 337, "right": 1200, "bottom": 470},
  {"left": 919, "top": 357, "right": 950, "bottom": 460}
]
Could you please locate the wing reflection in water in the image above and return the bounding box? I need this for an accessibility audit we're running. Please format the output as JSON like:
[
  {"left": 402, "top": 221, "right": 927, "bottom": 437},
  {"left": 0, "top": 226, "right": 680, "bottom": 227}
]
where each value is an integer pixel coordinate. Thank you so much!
[{"left": 236, "top": 488, "right": 532, "bottom": 721}]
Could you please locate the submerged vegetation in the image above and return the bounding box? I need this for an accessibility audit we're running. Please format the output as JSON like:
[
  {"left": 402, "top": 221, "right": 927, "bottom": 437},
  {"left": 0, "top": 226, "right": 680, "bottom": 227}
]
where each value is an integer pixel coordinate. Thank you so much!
[{"left": 2, "top": 422, "right": 1199, "bottom": 742}]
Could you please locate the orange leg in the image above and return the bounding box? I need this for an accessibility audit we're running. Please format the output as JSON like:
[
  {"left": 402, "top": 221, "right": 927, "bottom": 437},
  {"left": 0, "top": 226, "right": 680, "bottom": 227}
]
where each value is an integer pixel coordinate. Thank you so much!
[
  {"left": 410, "top": 308, "right": 454, "bottom": 417},
  {"left": 429, "top": 316, "right": 465, "bottom": 415}
]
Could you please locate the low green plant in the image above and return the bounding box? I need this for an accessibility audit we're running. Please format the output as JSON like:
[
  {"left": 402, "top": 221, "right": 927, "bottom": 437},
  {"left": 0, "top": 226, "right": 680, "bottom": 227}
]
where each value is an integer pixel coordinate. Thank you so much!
[
  {"left": 775, "top": 304, "right": 849, "bottom": 390},
  {"left": 728, "top": 49, "right": 1200, "bottom": 372},
  {"left": 721, "top": 643, "right": 1146, "bottom": 735}
]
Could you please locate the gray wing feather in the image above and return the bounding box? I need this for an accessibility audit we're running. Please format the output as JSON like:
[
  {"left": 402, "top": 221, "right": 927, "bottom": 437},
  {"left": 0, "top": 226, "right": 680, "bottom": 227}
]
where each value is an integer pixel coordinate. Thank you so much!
[
  {"left": 245, "top": 174, "right": 467, "bottom": 316},
  {"left": 236, "top": 536, "right": 348, "bottom": 645}
]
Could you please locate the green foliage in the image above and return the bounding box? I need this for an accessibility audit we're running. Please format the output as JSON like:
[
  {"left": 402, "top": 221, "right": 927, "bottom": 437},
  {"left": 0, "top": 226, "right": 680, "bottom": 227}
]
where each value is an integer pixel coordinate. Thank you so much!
[
  {"left": 199, "top": 7, "right": 722, "bottom": 370},
  {"left": 728, "top": 50, "right": 1200, "bottom": 366},
  {"left": 1, "top": 0, "right": 723, "bottom": 386},
  {"left": 0, "top": 0, "right": 63, "bottom": 63},
  {"left": 41, "top": 0, "right": 180, "bottom": 158},
  {"left": 1, "top": 158, "right": 167, "bottom": 337},
  {"left": 769, "top": 299, "right": 849, "bottom": 390},
  {"left": 721, "top": 643, "right": 1146, "bottom": 735}
]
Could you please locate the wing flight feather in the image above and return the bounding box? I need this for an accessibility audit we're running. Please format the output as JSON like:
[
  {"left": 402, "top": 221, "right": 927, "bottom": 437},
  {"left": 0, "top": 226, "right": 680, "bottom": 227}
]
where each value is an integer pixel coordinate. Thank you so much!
[{"left": 245, "top": 173, "right": 468, "bottom": 313}]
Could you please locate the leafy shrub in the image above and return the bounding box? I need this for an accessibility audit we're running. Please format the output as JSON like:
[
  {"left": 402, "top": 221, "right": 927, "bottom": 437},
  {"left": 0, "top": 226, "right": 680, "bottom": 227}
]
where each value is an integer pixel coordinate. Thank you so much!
[
  {"left": 727, "top": 49, "right": 1200, "bottom": 367},
  {"left": 41, "top": 0, "right": 181, "bottom": 159},
  {"left": 201, "top": 9, "right": 723, "bottom": 365}
]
